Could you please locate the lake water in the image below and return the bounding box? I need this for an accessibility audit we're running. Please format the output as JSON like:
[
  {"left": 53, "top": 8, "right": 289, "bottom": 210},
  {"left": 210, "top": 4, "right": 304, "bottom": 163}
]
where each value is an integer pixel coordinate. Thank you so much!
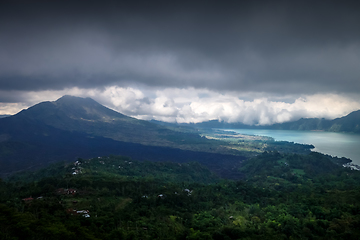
[{"left": 223, "top": 129, "right": 360, "bottom": 165}]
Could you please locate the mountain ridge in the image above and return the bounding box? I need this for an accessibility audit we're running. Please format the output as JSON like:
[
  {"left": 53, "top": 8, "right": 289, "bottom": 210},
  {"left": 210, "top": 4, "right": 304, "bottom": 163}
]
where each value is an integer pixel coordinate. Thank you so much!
[
  {"left": 190, "top": 110, "right": 360, "bottom": 133},
  {"left": 16, "top": 95, "right": 129, "bottom": 123},
  {"left": 14, "top": 95, "right": 174, "bottom": 145}
]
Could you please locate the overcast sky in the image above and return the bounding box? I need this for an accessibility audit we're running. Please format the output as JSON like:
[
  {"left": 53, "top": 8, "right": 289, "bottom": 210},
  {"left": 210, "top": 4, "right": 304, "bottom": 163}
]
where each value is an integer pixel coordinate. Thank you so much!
[{"left": 1, "top": 0, "right": 360, "bottom": 124}]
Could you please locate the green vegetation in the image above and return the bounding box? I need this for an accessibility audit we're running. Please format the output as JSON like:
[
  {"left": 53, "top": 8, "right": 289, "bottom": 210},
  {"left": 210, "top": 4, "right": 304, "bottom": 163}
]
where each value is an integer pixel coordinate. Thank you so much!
[
  {"left": 1, "top": 96, "right": 359, "bottom": 239},
  {"left": 200, "top": 129, "right": 314, "bottom": 157},
  {"left": 1, "top": 152, "right": 360, "bottom": 239},
  {"left": 8, "top": 156, "right": 220, "bottom": 185}
]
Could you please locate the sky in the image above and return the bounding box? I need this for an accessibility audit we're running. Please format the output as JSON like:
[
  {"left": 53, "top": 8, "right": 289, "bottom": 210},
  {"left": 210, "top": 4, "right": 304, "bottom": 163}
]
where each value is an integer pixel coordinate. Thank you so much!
[{"left": 1, "top": 0, "right": 360, "bottom": 125}]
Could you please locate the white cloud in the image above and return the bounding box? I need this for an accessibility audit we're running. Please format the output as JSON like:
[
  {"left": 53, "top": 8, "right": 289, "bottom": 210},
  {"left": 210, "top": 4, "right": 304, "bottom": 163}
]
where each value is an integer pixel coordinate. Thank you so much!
[
  {"left": 0, "top": 102, "right": 28, "bottom": 115},
  {"left": 93, "top": 87, "right": 360, "bottom": 125},
  {"left": 1, "top": 87, "right": 359, "bottom": 125}
]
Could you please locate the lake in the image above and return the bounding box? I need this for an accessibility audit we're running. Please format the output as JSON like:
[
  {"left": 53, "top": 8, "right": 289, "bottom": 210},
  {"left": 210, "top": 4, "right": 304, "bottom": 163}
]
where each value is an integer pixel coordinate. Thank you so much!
[{"left": 223, "top": 129, "right": 360, "bottom": 165}]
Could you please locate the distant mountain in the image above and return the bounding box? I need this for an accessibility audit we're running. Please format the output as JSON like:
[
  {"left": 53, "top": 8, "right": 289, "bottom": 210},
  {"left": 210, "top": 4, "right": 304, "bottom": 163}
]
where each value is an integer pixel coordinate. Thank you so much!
[
  {"left": 0, "top": 96, "right": 244, "bottom": 178},
  {"left": 0, "top": 114, "right": 11, "bottom": 118},
  {"left": 266, "top": 110, "right": 360, "bottom": 133},
  {"left": 191, "top": 110, "right": 360, "bottom": 133},
  {"left": 330, "top": 110, "right": 360, "bottom": 132},
  {"left": 14, "top": 95, "right": 171, "bottom": 145}
]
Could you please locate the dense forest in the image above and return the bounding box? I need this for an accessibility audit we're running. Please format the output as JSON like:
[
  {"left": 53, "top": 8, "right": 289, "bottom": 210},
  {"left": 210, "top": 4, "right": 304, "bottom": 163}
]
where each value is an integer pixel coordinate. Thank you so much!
[{"left": 1, "top": 152, "right": 360, "bottom": 239}]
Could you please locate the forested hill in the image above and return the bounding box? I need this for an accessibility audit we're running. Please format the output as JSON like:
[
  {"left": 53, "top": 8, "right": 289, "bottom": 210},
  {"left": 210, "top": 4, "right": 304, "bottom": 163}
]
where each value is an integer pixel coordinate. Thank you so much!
[
  {"left": 1, "top": 152, "right": 360, "bottom": 239},
  {"left": 190, "top": 109, "right": 360, "bottom": 133}
]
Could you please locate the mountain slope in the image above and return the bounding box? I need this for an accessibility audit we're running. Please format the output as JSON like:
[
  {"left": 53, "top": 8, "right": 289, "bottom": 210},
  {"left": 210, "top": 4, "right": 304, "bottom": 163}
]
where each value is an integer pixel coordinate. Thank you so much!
[
  {"left": 17, "top": 95, "right": 129, "bottom": 122},
  {"left": 13, "top": 95, "right": 217, "bottom": 149},
  {"left": 0, "top": 118, "right": 245, "bottom": 179},
  {"left": 0, "top": 96, "right": 245, "bottom": 177},
  {"left": 15, "top": 95, "right": 170, "bottom": 145},
  {"left": 330, "top": 110, "right": 360, "bottom": 132},
  {"left": 268, "top": 110, "right": 360, "bottom": 133}
]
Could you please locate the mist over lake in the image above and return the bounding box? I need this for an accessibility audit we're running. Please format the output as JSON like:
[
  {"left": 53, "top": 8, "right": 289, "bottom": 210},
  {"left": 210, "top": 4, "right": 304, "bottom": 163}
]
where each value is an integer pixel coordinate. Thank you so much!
[{"left": 223, "top": 129, "right": 360, "bottom": 165}]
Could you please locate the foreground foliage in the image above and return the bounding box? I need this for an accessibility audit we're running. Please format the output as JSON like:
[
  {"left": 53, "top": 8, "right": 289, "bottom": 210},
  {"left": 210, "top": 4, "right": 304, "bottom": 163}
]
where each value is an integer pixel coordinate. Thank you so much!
[{"left": 1, "top": 153, "right": 360, "bottom": 239}]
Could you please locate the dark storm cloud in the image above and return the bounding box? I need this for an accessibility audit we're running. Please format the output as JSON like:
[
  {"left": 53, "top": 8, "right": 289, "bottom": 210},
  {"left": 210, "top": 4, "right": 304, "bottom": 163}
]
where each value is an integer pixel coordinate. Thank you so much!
[{"left": 1, "top": 0, "right": 360, "bottom": 97}]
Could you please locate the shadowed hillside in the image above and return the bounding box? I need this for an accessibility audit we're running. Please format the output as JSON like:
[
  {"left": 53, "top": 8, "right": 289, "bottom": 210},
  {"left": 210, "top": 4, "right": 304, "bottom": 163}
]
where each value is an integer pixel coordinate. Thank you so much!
[
  {"left": 13, "top": 96, "right": 236, "bottom": 152},
  {"left": 0, "top": 96, "right": 245, "bottom": 178}
]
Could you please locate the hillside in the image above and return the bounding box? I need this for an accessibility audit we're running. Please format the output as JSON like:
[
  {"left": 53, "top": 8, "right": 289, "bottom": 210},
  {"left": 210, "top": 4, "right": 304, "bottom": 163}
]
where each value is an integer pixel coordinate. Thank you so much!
[
  {"left": 330, "top": 110, "right": 360, "bottom": 132},
  {"left": 0, "top": 118, "right": 246, "bottom": 179},
  {"left": 0, "top": 95, "right": 320, "bottom": 177},
  {"left": 268, "top": 110, "right": 360, "bottom": 132},
  {"left": 1, "top": 152, "right": 360, "bottom": 239},
  {"left": 15, "top": 95, "right": 190, "bottom": 146},
  {"left": 0, "top": 96, "right": 249, "bottom": 177},
  {"left": 13, "top": 96, "right": 249, "bottom": 154}
]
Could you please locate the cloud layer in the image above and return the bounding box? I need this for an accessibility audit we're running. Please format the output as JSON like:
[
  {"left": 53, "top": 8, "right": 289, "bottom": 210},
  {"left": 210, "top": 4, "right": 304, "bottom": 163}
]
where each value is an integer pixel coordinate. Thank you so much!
[
  {"left": 2, "top": 87, "right": 359, "bottom": 126},
  {"left": 1, "top": 1, "right": 360, "bottom": 94},
  {"left": 1, "top": 1, "right": 360, "bottom": 123}
]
